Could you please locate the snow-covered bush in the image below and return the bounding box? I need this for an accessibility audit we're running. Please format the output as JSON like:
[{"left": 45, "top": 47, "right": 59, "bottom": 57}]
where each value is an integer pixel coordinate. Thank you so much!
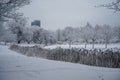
[
  {"left": 10, "top": 45, "right": 120, "bottom": 68},
  {"left": 48, "top": 48, "right": 120, "bottom": 68},
  {"left": 10, "top": 45, "right": 50, "bottom": 58}
]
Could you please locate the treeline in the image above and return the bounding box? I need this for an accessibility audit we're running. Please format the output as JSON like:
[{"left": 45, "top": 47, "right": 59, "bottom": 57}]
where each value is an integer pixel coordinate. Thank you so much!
[
  {"left": 0, "top": 16, "right": 120, "bottom": 49},
  {"left": 10, "top": 45, "right": 120, "bottom": 68},
  {"left": 56, "top": 23, "right": 120, "bottom": 48}
]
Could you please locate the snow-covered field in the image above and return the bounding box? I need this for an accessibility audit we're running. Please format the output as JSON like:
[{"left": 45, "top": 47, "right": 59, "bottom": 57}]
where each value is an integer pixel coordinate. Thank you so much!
[
  {"left": 44, "top": 44, "right": 120, "bottom": 49},
  {"left": 14, "top": 43, "right": 120, "bottom": 49},
  {"left": 0, "top": 45, "right": 120, "bottom": 80}
]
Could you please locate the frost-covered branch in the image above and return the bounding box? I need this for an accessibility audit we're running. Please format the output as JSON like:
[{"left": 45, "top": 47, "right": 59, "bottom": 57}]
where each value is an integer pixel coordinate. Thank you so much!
[{"left": 100, "top": 0, "right": 120, "bottom": 12}]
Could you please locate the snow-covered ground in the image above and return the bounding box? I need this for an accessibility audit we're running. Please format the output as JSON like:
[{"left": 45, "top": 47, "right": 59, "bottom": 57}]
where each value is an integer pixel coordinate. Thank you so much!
[
  {"left": 44, "top": 43, "right": 120, "bottom": 49},
  {"left": 0, "top": 45, "right": 120, "bottom": 80},
  {"left": 14, "top": 43, "right": 120, "bottom": 49}
]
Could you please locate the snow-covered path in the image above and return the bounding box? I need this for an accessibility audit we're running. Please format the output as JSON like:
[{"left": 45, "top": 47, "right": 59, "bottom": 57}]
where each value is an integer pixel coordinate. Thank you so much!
[{"left": 0, "top": 45, "right": 120, "bottom": 80}]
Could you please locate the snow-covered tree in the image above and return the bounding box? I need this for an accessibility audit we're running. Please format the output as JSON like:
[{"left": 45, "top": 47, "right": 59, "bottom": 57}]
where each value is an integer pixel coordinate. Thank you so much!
[
  {"left": 114, "top": 26, "right": 120, "bottom": 42},
  {"left": 32, "top": 28, "right": 56, "bottom": 45},
  {"left": 0, "top": 21, "right": 5, "bottom": 40},
  {"left": 101, "top": 25, "right": 113, "bottom": 48},
  {"left": 32, "top": 28, "right": 44, "bottom": 44},
  {"left": 81, "top": 23, "right": 92, "bottom": 48},
  {"left": 22, "top": 27, "right": 33, "bottom": 44},
  {"left": 89, "top": 25, "right": 102, "bottom": 49},
  {"left": 46, "top": 31, "right": 57, "bottom": 45},
  {"left": 0, "top": 21, "right": 16, "bottom": 43},
  {"left": 1, "top": 29, "right": 16, "bottom": 43},
  {"left": 0, "top": 0, "right": 30, "bottom": 21},
  {"left": 63, "top": 27, "right": 75, "bottom": 48},
  {"left": 8, "top": 16, "right": 27, "bottom": 44},
  {"left": 56, "top": 29, "right": 62, "bottom": 43}
]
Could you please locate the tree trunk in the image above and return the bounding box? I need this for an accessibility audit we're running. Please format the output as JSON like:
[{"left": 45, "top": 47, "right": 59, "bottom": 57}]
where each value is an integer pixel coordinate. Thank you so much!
[
  {"left": 105, "top": 42, "right": 108, "bottom": 48},
  {"left": 92, "top": 40, "right": 95, "bottom": 49},
  {"left": 45, "top": 40, "right": 47, "bottom": 46},
  {"left": 85, "top": 43, "right": 87, "bottom": 48},
  {"left": 17, "top": 40, "right": 21, "bottom": 44},
  {"left": 27, "top": 41, "right": 30, "bottom": 44}
]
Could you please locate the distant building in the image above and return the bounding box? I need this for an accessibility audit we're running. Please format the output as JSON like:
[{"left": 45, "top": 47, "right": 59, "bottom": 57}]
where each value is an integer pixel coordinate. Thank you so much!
[{"left": 31, "top": 20, "right": 41, "bottom": 27}]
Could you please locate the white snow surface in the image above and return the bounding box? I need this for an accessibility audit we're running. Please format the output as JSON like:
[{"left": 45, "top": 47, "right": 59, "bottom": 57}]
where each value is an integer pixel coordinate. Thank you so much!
[
  {"left": 15, "top": 43, "right": 120, "bottom": 49},
  {"left": 44, "top": 44, "right": 120, "bottom": 49},
  {"left": 0, "top": 45, "right": 120, "bottom": 80}
]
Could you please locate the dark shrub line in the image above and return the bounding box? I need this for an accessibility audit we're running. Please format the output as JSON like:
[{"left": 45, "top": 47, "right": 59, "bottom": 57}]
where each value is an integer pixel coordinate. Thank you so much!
[{"left": 10, "top": 45, "right": 120, "bottom": 68}]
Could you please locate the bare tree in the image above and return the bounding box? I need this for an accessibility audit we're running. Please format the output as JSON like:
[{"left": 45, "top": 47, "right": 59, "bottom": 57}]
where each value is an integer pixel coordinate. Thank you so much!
[
  {"left": 56, "top": 29, "right": 62, "bottom": 43},
  {"left": 100, "top": 0, "right": 120, "bottom": 12}
]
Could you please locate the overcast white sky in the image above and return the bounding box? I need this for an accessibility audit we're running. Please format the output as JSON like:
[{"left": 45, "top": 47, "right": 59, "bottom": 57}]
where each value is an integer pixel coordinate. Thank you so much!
[{"left": 19, "top": 0, "right": 120, "bottom": 30}]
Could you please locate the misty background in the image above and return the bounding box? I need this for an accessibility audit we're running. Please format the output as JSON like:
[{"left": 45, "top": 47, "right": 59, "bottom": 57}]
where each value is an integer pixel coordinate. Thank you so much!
[{"left": 19, "top": 0, "right": 120, "bottom": 30}]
